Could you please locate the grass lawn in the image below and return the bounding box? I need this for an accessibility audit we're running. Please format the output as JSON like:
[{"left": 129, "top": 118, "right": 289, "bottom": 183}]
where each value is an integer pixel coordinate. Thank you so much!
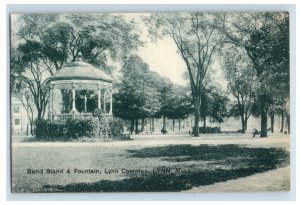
[{"left": 11, "top": 134, "right": 290, "bottom": 192}]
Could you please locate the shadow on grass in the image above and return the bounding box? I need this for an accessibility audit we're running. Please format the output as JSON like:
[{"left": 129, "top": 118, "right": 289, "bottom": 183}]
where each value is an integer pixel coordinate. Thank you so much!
[
  {"left": 40, "top": 144, "right": 289, "bottom": 192},
  {"left": 127, "top": 144, "right": 289, "bottom": 169}
]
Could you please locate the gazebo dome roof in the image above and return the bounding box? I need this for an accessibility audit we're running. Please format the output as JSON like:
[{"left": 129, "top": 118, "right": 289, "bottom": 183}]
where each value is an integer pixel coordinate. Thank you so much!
[{"left": 47, "top": 60, "right": 113, "bottom": 83}]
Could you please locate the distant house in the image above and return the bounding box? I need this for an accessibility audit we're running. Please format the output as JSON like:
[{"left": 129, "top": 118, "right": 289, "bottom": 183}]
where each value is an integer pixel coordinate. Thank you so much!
[{"left": 11, "top": 96, "right": 29, "bottom": 135}]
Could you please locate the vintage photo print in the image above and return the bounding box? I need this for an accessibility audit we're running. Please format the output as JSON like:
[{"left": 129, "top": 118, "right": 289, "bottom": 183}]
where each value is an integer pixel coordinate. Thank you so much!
[{"left": 10, "top": 12, "right": 290, "bottom": 193}]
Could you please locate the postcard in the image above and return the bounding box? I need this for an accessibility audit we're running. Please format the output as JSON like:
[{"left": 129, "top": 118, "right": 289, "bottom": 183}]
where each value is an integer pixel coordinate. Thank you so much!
[{"left": 10, "top": 12, "right": 290, "bottom": 192}]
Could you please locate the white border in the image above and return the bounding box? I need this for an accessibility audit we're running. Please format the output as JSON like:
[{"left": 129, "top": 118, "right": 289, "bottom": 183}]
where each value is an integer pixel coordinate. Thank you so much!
[{"left": 2, "top": 2, "right": 298, "bottom": 203}]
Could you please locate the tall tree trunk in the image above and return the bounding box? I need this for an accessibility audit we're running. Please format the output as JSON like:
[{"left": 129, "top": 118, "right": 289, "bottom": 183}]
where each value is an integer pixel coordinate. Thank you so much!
[
  {"left": 241, "top": 115, "right": 246, "bottom": 134},
  {"left": 162, "top": 116, "right": 166, "bottom": 131},
  {"left": 141, "top": 118, "right": 145, "bottom": 132},
  {"left": 281, "top": 111, "right": 284, "bottom": 133},
  {"left": 172, "top": 119, "right": 175, "bottom": 131},
  {"left": 193, "top": 101, "right": 200, "bottom": 137},
  {"left": 30, "top": 121, "right": 33, "bottom": 135},
  {"left": 37, "top": 108, "right": 42, "bottom": 120},
  {"left": 260, "top": 99, "right": 268, "bottom": 137},
  {"left": 152, "top": 118, "right": 155, "bottom": 132},
  {"left": 203, "top": 115, "right": 207, "bottom": 134},
  {"left": 179, "top": 119, "right": 181, "bottom": 131},
  {"left": 244, "top": 118, "right": 248, "bottom": 133},
  {"left": 241, "top": 115, "right": 245, "bottom": 134},
  {"left": 131, "top": 119, "right": 134, "bottom": 134},
  {"left": 260, "top": 111, "right": 268, "bottom": 137},
  {"left": 135, "top": 119, "right": 138, "bottom": 132},
  {"left": 270, "top": 111, "right": 275, "bottom": 133}
]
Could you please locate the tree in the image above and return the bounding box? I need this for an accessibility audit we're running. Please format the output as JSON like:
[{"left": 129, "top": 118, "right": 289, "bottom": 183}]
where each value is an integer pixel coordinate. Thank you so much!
[
  {"left": 265, "top": 13, "right": 290, "bottom": 134},
  {"left": 247, "top": 13, "right": 289, "bottom": 136},
  {"left": 168, "top": 88, "right": 193, "bottom": 131},
  {"left": 157, "top": 83, "right": 193, "bottom": 132},
  {"left": 113, "top": 55, "right": 160, "bottom": 132},
  {"left": 11, "top": 45, "right": 49, "bottom": 121},
  {"left": 12, "top": 13, "right": 142, "bottom": 121},
  {"left": 114, "top": 54, "right": 193, "bottom": 134},
  {"left": 143, "top": 71, "right": 165, "bottom": 132},
  {"left": 268, "top": 99, "right": 288, "bottom": 133},
  {"left": 17, "top": 13, "right": 141, "bottom": 73},
  {"left": 200, "top": 85, "right": 229, "bottom": 131},
  {"left": 221, "top": 46, "right": 255, "bottom": 133},
  {"left": 146, "top": 13, "right": 222, "bottom": 136},
  {"left": 16, "top": 14, "right": 68, "bottom": 74},
  {"left": 155, "top": 79, "right": 174, "bottom": 132},
  {"left": 215, "top": 12, "right": 289, "bottom": 137}
]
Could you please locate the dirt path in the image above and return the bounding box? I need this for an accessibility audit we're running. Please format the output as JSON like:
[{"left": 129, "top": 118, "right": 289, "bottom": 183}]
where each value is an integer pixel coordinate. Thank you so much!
[{"left": 185, "top": 166, "right": 290, "bottom": 192}]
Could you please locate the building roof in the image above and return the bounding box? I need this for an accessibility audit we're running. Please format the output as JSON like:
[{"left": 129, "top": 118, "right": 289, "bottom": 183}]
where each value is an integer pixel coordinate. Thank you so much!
[{"left": 46, "top": 61, "right": 113, "bottom": 83}]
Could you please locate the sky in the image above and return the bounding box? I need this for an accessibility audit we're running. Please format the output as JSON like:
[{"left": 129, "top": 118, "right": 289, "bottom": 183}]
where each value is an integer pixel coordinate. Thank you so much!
[
  {"left": 122, "top": 13, "right": 188, "bottom": 86},
  {"left": 122, "top": 13, "right": 226, "bottom": 88},
  {"left": 138, "top": 37, "right": 188, "bottom": 86}
]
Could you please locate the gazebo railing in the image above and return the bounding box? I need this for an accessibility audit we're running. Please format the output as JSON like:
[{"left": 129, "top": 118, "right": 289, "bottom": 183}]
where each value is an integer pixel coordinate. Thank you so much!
[
  {"left": 53, "top": 112, "right": 112, "bottom": 121},
  {"left": 77, "top": 113, "right": 93, "bottom": 119},
  {"left": 53, "top": 113, "right": 73, "bottom": 121},
  {"left": 53, "top": 113, "right": 93, "bottom": 121}
]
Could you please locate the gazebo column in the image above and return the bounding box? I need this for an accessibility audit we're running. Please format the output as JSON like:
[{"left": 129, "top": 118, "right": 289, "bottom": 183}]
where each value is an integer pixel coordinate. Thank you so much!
[
  {"left": 84, "top": 94, "right": 87, "bottom": 113},
  {"left": 70, "top": 84, "right": 78, "bottom": 117},
  {"left": 98, "top": 87, "right": 101, "bottom": 111},
  {"left": 48, "top": 84, "right": 54, "bottom": 121},
  {"left": 51, "top": 85, "right": 54, "bottom": 119},
  {"left": 109, "top": 87, "right": 113, "bottom": 115},
  {"left": 103, "top": 89, "right": 106, "bottom": 114}
]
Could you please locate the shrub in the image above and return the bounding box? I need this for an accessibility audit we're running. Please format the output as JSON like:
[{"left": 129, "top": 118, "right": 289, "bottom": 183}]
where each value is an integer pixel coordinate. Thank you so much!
[
  {"left": 34, "top": 119, "right": 49, "bottom": 139},
  {"left": 34, "top": 115, "right": 130, "bottom": 141},
  {"left": 92, "top": 109, "right": 111, "bottom": 139},
  {"left": 50, "top": 121, "right": 66, "bottom": 139},
  {"left": 97, "top": 115, "right": 111, "bottom": 139},
  {"left": 65, "top": 118, "right": 99, "bottom": 138},
  {"left": 109, "top": 118, "right": 125, "bottom": 138},
  {"left": 108, "top": 118, "right": 130, "bottom": 140},
  {"left": 83, "top": 118, "right": 99, "bottom": 137},
  {"left": 65, "top": 119, "right": 78, "bottom": 139},
  {"left": 81, "top": 118, "right": 99, "bottom": 138},
  {"left": 34, "top": 119, "right": 66, "bottom": 140}
]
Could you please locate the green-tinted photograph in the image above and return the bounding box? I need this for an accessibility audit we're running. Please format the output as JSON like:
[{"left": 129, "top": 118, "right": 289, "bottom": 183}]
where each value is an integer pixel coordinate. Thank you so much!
[{"left": 10, "top": 12, "right": 290, "bottom": 193}]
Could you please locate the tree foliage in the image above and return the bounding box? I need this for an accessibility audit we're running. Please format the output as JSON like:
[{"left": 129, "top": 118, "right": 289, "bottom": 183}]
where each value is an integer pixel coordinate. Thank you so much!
[
  {"left": 145, "top": 13, "right": 223, "bottom": 136},
  {"left": 215, "top": 12, "right": 289, "bottom": 136},
  {"left": 113, "top": 55, "right": 193, "bottom": 129},
  {"left": 11, "top": 13, "right": 142, "bottom": 122},
  {"left": 113, "top": 55, "right": 160, "bottom": 121},
  {"left": 16, "top": 13, "right": 142, "bottom": 72},
  {"left": 201, "top": 85, "right": 229, "bottom": 124},
  {"left": 221, "top": 45, "right": 256, "bottom": 132},
  {"left": 11, "top": 46, "right": 49, "bottom": 120}
]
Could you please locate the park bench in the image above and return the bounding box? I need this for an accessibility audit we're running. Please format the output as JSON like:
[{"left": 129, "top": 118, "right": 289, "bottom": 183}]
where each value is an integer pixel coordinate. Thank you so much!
[
  {"left": 161, "top": 129, "right": 168, "bottom": 134},
  {"left": 252, "top": 129, "right": 260, "bottom": 138},
  {"left": 252, "top": 127, "right": 276, "bottom": 137}
]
